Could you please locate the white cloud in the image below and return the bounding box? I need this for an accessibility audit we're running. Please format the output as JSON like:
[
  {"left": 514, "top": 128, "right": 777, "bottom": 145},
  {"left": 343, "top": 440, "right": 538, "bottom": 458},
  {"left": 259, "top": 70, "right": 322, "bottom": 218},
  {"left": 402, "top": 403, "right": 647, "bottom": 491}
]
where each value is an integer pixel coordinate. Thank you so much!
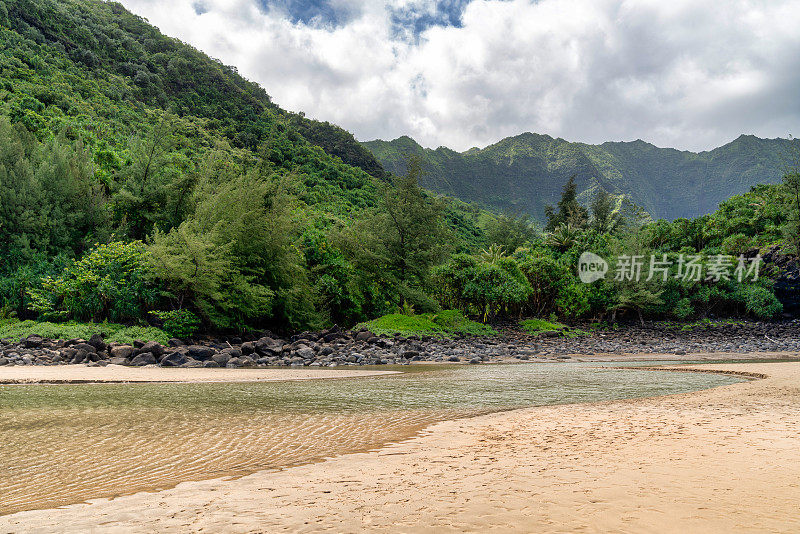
[{"left": 120, "top": 0, "right": 800, "bottom": 151}]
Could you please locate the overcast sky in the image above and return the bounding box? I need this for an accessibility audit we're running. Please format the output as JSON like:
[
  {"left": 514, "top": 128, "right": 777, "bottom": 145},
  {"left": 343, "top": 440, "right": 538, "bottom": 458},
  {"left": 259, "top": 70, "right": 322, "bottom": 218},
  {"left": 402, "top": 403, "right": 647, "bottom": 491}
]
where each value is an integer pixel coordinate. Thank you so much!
[{"left": 120, "top": 0, "right": 800, "bottom": 152}]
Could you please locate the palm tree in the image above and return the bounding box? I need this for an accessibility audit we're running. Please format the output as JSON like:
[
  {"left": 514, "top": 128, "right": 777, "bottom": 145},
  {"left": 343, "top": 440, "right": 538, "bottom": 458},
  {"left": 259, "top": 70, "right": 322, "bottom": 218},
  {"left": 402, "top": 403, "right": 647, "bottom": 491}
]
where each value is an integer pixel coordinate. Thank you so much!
[{"left": 545, "top": 223, "right": 579, "bottom": 252}]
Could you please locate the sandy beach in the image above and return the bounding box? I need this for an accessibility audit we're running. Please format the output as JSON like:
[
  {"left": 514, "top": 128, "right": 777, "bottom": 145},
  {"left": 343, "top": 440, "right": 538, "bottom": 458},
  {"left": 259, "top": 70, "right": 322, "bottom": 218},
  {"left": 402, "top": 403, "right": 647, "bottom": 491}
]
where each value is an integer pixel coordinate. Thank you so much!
[
  {"left": 0, "top": 364, "right": 399, "bottom": 384},
  {"left": 1, "top": 361, "right": 798, "bottom": 533}
]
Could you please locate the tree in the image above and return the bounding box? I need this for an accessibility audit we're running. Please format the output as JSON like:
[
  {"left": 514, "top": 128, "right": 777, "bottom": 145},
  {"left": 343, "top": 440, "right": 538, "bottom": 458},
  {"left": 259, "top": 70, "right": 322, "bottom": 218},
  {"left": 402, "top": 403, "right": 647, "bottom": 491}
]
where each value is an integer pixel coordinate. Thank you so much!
[
  {"left": 146, "top": 169, "right": 314, "bottom": 329},
  {"left": 342, "top": 158, "right": 450, "bottom": 307},
  {"left": 780, "top": 139, "right": 800, "bottom": 256},
  {"left": 112, "top": 119, "right": 193, "bottom": 239},
  {"left": 590, "top": 188, "right": 622, "bottom": 234},
  {"left": 782, "top": 170, "right": 800, "bottom": 257},
  {"left": 0, "top": 119, "right": 107, "bottom": 263},
  {"left": 485, "top": 212, "right": 537, "bottom": 252},
  {"left": 545, "top": 223, "right": 580, "bottom": 253},
  {"left": 544, "top": 175, "right": 588, "bottom": 231}
]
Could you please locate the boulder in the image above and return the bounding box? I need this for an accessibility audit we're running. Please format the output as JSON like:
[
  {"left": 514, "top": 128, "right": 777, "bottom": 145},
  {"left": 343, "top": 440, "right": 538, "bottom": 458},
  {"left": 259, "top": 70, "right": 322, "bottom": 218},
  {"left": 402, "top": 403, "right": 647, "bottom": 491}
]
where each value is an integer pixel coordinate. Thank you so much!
[
  {"left": 226, "top": 357, "right": 243, "bottom": 368},
  {"left": 110, "top": 345, "right": 135, "bottom": 359},
  {"left": 109, "top": 357, "right": 129, "bottom": 366},
  {"left": 187, "top": 345, "right": 216, "bottom": 361},
  {"left": 355, "top": 330, "right": 373, "bottom": 342},
  {"left": 222, "top": 347, "right": 242, "bottom": 359},
  {"left": 87, "top": 334, "right": 107, "bottom": 352},
  {"left": 202, "top": 360, "right": 220, "bottom": 368},
  {"left": 73, "top": 343, "right": 97, "bottom": 354},
  {"left": 137, "top": 341, "right": 164, "bottom": 358},
  {"left": 294, "top": 346, "right": 316, "bottom": 360},
  {"left": 72, "top": 349, "right": 90, "bottom": 364},
  {"left": 255, "top": 336, "right": 283, "bottom": 356},
  {"left": 130, "top": 352, "right": 157, "bottom": 366},
  {"left": 0, "top": 357, "right": 8, "bottom": 366},
  {"left": 167, "top": 338, "right": 184, "bottom": 347},
  {"left": 160, "top": 352, "right": 187, "bottom": 367},
  {"left": 211, "top": 351, "right": 231, "bottom": 366},
  {"left": 240, "top": 341, "right": 256, "bottom": 355},
  {"left": 24, "top": 335, "right": 44, "bottom": 349}
]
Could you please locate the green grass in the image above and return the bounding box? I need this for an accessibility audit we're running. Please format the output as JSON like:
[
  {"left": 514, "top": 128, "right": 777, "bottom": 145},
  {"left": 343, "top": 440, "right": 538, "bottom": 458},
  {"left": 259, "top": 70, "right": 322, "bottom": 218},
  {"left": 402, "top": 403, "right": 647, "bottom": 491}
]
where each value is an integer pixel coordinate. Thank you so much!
[
  {"left": 0, "top": 320, "right": 170, "bottom": 345},
  {"left": 519, "top": 318, "right": 589, "bottom": 338},
  {"left": 357, "top": 310, "right": 497, "bottom": 338}
]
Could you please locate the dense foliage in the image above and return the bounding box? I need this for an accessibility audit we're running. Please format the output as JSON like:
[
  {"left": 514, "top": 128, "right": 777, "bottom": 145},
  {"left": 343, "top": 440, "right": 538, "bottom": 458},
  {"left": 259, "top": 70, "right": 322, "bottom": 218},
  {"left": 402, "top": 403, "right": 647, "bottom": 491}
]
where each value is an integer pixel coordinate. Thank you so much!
[{"left": 0, "top": 0, "right": 489, "bottom": 333}]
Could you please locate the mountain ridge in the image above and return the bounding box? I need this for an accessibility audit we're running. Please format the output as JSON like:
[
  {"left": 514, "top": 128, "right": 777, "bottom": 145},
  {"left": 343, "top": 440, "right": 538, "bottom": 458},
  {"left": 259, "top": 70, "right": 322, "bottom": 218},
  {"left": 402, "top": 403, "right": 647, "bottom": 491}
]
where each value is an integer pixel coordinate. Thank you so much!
[{"left": 363, "top": 133, "right": 799, "bottom": 221}]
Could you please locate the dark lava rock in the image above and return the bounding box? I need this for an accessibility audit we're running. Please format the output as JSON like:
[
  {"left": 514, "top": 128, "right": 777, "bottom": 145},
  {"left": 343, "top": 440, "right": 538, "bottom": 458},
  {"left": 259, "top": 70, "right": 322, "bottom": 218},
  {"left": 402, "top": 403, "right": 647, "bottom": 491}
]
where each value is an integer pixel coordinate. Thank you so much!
[
  {"left": 0, "top": 357, "right": 8, "bottom": 366},
  {"left": 167, "top": 338, "right": 184, "bottom": 347},
  {"left": 226, "top": 357, "right": 242, "bottom": 368},
  {"left": 88, "top": 334, "right": 107, "bottom": 352},
  {"left": 187, "top": 345, "right": 216, "bottom": 361},
  {"left": 72, "top": 349, "right": 90, "bottom": 364},
  {"left": 255, "top": 336, "right": 283, "bottom": 356},
  {"left": 211, "top": 352, "right": 230, "bottom": 366},
  {"left": 294, "top": 347, "right": 315, "bottom": 360},
  {"left": 241, "top": 341, "right": 256, "bottom": 355},
  {"left": 160, "top": 352, "right": 187, "bottom": 367},
  {"left": 137, "top": 341, "right": 164, "bottom": 358},
  {"left": 73, "top": 343, "right": 96, "bottom": 354},
  {"left": 24, "top": 335, "right": 44, "bottom": 349},
  {"left": 447, "top": 356, "right": 460, "bottom": 362},
  {"left": 201, "top": 360, "right": 219, "bottom": 368},
  {"left": 130, "top": 352, "right": 157, "bottom": 366},
  {"left": 110, "top": 345, "right": 134, "bottom": 359},
  {"left": 320, "top": 346, "right": 334, "bottom": 356},
  {"left": 132, "top": 340, "right": 146, "bottom": 349},
  {"left": 469, "top": 357, "right": 481, "bottom": 364},
  {"left": 355, "top": 331, "right": 373, "bottom": 342},
  {"left": 222, "top": 347, "right": 242, "bottom": 359},
  {"left": 109, "top": 357, "right": 129, "bottom": 366}
]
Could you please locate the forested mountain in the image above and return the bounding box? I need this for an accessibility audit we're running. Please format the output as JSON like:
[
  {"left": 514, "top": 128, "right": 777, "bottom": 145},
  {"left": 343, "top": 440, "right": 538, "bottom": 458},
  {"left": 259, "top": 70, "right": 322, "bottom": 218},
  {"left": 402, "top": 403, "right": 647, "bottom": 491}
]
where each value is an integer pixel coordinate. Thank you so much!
[{"left": 364, "top": 133, "right": 799, "bottom": 221}]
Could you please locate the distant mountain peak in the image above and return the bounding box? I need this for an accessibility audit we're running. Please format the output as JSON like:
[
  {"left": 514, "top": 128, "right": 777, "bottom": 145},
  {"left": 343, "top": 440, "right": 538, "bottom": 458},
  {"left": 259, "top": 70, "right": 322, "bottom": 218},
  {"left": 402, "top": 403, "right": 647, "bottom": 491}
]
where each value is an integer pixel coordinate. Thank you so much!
[{"left": 363, "top": 133, "right": 795, "bottom": 221}]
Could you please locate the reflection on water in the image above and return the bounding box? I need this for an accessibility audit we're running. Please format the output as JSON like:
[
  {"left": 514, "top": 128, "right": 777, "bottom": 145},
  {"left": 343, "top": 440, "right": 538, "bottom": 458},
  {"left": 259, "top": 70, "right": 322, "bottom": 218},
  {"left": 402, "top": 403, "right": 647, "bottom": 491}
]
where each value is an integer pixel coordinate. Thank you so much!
[{"left": 0, "top": 363, "right": 742, "bottom": 515}]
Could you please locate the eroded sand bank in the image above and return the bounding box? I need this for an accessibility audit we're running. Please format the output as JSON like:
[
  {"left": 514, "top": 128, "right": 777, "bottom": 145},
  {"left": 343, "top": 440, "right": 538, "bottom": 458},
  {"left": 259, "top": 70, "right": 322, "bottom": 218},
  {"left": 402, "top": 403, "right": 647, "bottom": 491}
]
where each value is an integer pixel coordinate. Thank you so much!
[{"left": 1, "top": 362, "right": 799, "bottom": 533}]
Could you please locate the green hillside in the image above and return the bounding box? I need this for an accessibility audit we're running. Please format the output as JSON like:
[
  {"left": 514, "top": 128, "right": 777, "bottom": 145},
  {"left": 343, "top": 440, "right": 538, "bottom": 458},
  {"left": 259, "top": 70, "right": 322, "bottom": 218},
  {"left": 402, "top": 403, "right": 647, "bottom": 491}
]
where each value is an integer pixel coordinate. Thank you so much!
[
  {"left": 364, "top": 133, "right": 799, "bottom": 220},
  {"left": 0, "top": 0, "right": 487, "bottom": 330}
]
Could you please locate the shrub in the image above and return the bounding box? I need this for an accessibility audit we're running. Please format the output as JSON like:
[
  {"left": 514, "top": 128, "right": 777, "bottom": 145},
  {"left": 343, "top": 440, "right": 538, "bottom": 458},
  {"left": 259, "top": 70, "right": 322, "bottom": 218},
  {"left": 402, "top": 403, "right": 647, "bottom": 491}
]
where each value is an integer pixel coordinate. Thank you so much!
[
  {"left": 743, "top": 286, "right": 782, "bottom": 319},
  {"left": 150, "top": 309, "right": 200, "bottom": 339},
  {"left": 357, "top": 310, "right": 496, "bottom": 337},
  {"left": 672, "top": 297, "right": 694, "bottom": 319},
  {"left": 0, "top": 319, "right": 169, "bottom": 345},
  {"left": 27, "top": 241, "right": 157, "bottom": 322}
]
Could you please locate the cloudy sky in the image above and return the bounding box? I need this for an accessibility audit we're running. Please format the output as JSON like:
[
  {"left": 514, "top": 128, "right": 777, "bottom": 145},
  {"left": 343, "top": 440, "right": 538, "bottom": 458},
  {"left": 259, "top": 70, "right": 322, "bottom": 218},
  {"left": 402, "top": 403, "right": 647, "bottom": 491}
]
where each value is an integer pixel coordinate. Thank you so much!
[{"left": 120, "top": 0, "right": 800, "bottom": 152}]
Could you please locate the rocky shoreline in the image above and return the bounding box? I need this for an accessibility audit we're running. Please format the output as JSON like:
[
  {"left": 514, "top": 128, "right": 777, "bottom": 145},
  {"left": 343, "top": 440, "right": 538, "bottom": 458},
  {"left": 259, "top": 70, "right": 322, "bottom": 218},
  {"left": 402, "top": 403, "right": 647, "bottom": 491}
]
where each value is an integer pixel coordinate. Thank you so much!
[{"left": 1, "top": 320, "right": 799, "bottom": 369}]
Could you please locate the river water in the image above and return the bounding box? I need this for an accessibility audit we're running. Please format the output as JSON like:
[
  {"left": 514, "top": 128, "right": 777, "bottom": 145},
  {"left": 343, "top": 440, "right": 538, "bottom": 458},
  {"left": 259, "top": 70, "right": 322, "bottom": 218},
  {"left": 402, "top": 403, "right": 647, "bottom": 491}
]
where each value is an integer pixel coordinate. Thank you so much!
[{"left": 0, "top": 362, "right": 742, "bottom": 515}]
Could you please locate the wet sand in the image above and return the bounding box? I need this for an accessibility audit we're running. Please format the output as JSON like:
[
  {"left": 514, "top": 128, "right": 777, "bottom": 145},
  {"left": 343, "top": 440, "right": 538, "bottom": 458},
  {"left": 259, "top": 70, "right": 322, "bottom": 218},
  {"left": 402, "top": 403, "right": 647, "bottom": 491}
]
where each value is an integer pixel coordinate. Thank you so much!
[
  {"left": 0, "top": 364, "right": 399, "bottom": 384},
  {"left": 2, "top": 361, "right": 799, "bottom": 533}
]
